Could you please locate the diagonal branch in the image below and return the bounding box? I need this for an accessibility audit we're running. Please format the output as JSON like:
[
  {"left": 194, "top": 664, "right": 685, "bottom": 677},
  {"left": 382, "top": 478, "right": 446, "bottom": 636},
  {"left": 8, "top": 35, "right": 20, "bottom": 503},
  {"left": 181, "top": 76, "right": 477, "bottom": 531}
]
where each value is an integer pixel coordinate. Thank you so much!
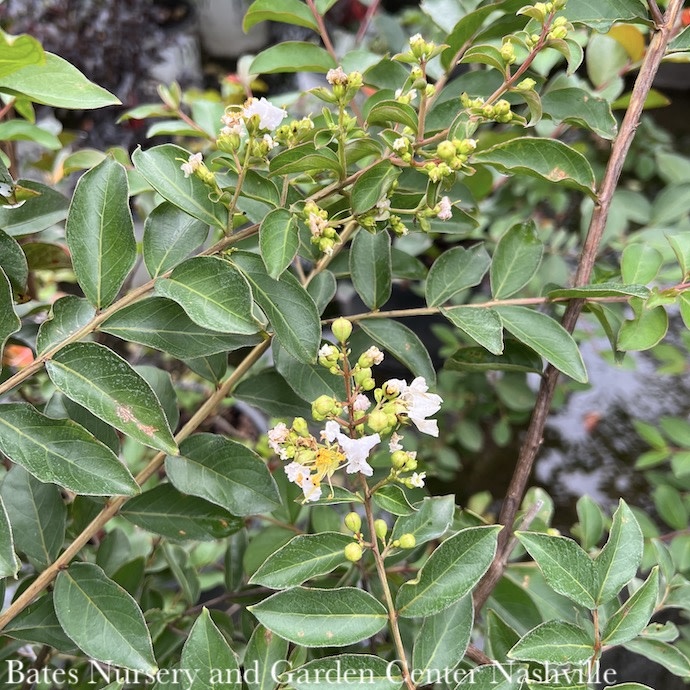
[{"left": 472, "top": 0, "right": 685, "bottom": 612}]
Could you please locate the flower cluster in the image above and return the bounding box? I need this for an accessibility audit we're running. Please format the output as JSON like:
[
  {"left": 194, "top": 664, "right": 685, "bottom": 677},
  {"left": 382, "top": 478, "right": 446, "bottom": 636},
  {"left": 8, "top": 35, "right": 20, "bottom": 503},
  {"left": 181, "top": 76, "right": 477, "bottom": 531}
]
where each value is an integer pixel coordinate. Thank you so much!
[
  {"left": 303, "top": 200, "right": 340, "bottom": 255},
  {"left": 267, "top": 320, "right": 443, "bottom": 503}
]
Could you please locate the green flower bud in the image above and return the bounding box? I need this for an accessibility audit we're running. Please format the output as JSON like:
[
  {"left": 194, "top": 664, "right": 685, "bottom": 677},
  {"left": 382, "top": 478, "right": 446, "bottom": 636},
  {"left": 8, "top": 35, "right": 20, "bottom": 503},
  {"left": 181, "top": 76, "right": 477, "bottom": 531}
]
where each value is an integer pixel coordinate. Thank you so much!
[
  {"left": 516, "top": 78, "right": 537, "bottom": 91},
  {"left": 436, "top": 140, "right": 456, "bottom": 161},
  {"left": 344, "top": 512, "right": 362, "bottom": 533},
  {"left": 391, "top": 450, "right": 408, "bottom": 469},
  {"left": 354, "top": 367, "right": 373, "bottom": 387},
  {"left": 332, "top": 317, "right": 353, "bottom": 343},
  {"left": 344, "top": 542, "right": 363, "bottom": 562},
  {"left": 312, "top": 395, "right": 337, "bottom": 421},
  {"left": 367, "top": 409, "right": 390, "bottom": 433},
  {"left": 374, "top": 519, "right": 388, "bottom": 541},
  {"left": 292, "top": 417, "right": 309, "bottom": 437},
  {"left": 399, "top": 533, "right": 416, "bottom": 549}
]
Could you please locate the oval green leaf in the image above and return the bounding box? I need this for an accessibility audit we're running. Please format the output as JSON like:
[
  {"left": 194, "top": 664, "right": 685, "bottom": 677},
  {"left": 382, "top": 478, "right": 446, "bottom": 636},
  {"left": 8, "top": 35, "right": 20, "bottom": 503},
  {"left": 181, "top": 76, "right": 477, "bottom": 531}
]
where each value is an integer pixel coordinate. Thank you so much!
[
  {"left": 0, "top": 228, "right": 28, "bottom": 296},
  {"left": 0, "top": 495, "right": 19, "bottom": 578},
  {"left": 350, "top": 230, "right": 392, "bottom": 310},
  {"left": 250, "top": 42, "right": 337, "bottom": 74},
  {"left": 0, "top": 269, "right": 20, "bottom": 364},
  {"left": 495, "top": 306, "right": 588, "bottom": 383},
  {"left": 0, "top": 403, "right": 138, "bottom": 496},
  {"left": 473, "top": 138, "right": 596, "bottom": 196},
  {"left": 508, "top": 620, "right": 593, "bottom": 664},
  {"left": 155, "top": 256, "right": 260, "bottom": 335},
  {"left": 490, "top": 221, "right": 543, "bottom": 299},
  {"left": 65, "top": 157, "right": 135, "bottom": 309},
  {"left": 260, "top": 208, "right": 299, "bottom": 279},
  {"left": 603, "top": 567, "right": 659, "bottom": 645},
  {"left": 249, "top": 587, "right": 387, "bottom": 647},
  {"left": 54, "top": 562, "right": 157, "bottom": 673},
  {"left": 132, "top": 144, "right": 228, "bottom": 229},
  {"left": 391, "top": 495, "right": 455, "bottom": 545},
  {"left": 445, "top": 340, "right": 543, "bottom": 373},
  {"left": 166, "top": 433, "right": 281, "bottom": 517},
  {"left": 0, "top": 31, "right": 44, "bottom": 79},
  {"left": 426, "top": 244, "right": 491, "bottom": 307},
  {"left": 442, "top": 307, "right": 504, "bottom": 355},
  {"left": 541, "top": 88, "right": 617, "bottom": 140},
  {"left": 351, "top": 161, "right": 401, "bottom": 215},
  {"left": 36, "top": 296, "right": 95, "bottom": 355},
  {"left": 396, "top": 525, "right": 501, "bottom": 618},
  {"left": 243, "top": 0, "right": 318, "bottom": 31},
  {"left": 250, "top": 532, "right": 352, "bottom": 588},
  {"left": 45, "top": 342, "right": 178, "bottom": 455}
]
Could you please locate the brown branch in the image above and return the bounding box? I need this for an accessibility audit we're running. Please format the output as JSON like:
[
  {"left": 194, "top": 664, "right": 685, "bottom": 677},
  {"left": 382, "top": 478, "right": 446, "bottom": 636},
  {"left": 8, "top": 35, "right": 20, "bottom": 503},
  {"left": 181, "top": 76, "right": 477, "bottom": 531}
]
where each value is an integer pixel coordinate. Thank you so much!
[{"left": 472, "top": 0, "right": 685, "bottom": 612}]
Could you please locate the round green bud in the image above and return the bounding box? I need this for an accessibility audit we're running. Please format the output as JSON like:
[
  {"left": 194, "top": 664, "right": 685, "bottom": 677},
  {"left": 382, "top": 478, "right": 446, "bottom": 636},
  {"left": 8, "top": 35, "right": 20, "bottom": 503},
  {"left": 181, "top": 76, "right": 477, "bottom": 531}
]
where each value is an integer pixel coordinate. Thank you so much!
[
  {"left": 344, "top": 512, "right": 362, "bottom": 533},
  {"left": 354, "top": 367, "right": 373, "bottom": 387},
  {"left": 399, "top": 533, "right": 416, "bottom": 549},
  {"left": 391, "top": 450, "right": 408, "bottom": 469},
  {"left": 344, "top": 542, "right": 364, "bottom": 562},
  {"left": 374, "top": 519, "right": 388, "bottom": 541},
  {"left": 312, "top": 395, "right": 337, "bottom": 420},
  {"left": 292, "top": 417, "right": 309, "bottom": 437},
  {"left": 436, "top": 140, "right": 456, "bottom": 161},
  {"left": 332, "top": 317, "right": 353, "bottom": 343},
  {"left": 404, "top": 457, "right": 418, "bottom": 472},
  {"left": 367, "top": 409, "right": 390, "bottom": 433}
]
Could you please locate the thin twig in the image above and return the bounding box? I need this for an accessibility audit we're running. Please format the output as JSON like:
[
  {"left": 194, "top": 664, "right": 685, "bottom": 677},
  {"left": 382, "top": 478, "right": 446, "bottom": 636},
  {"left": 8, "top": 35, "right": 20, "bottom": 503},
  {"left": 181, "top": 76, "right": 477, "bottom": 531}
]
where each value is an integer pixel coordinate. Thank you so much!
[{"left": 472, "top": 0, "right": 685, "bottom": 612}]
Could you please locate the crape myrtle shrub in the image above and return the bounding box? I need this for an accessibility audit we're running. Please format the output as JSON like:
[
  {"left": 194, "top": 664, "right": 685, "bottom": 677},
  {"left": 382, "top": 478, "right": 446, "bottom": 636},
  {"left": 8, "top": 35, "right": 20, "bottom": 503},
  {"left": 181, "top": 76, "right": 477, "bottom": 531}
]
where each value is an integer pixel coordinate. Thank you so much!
[{"left": 0, "top": 1, "right": 689, "bottom": 689}]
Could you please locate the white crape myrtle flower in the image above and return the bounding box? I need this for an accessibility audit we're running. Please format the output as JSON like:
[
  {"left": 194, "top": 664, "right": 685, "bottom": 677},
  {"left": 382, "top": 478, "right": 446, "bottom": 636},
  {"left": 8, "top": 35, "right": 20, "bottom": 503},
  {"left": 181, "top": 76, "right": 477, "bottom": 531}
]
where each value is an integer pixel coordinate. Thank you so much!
[
  {"left": 437, "top": 196, "right": 453, "bottom": 221},
  {"left": 389, "top": 432, "right": 404, "bottom": 452},
  {"left": 410, "top": 471, "right": 426, "bottom": 488},
  {"left": 181, "top": 152, "right": 203, "bottom": 178},
  {"left": 285, "top": 460, "right": 308, "bottom": 483},
  {"left": 243, "top": 97, "right": 287, "bottom": 131},
  {"left": 326, "top": 66, "right": 348, "bottom": 84},
  {"left": 364, "top": 346, "right": 384, "bottom": 365},
  {"left": 318, "top": 343, "right": 338, "bottom": 359},
  {"left": 375, "top": 197, "right": 391, "bottom": 221},
  {"left": 387, "top": 376, "right": 443, "bottom": 437},
  {"left": 392, "top": 137, "right": 408, "bottom": 152},
  {"left": 323, "top": 420, "right": 380, "bottom": 476},
  {"left": 284, "top": 462, "right": 322, "bottom": 502},
  {"left": 353, "top": 394, "right": 371, "bottom": 412},
  {"left": 308, "top": 212, "right": 328, "bottom": 237},
  {"left": 268, "top": 422, "right": 290, "bottom": 459}
]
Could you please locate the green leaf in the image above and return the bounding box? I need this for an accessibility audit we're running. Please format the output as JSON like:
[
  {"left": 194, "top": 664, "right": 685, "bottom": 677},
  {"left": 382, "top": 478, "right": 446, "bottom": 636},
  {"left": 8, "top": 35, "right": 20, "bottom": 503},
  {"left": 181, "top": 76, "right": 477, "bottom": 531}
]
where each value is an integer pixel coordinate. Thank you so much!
[
  {"left": 426, "top": 244, "right": 491, "bottom": 307},
  {"left": 667, "top": 232, "right": 690, "bottom": 279},
  {"left": 359, "top": 318, "right": 436, "bottom": 385},
  {"left": 445, "top": 340, "right": 543, "bottom": 373},
  {"left": 45, "top": 342, "right": 178, "bottom": 455},
  {"left": 516, "top": 532, "right": 598, "bottom": 609},
  {"left": 565, "top": 0, "right": 649, "bottom": 31},
  {"left": 250, "top": 532, "right": 351, "bottom": 588},
  {"left": 351, "top": 161, "right": 401, "bottom": 214},
  {"left": 412, "top": 595, "right": 473, "bottom": 678},
  {"left": 132, "top": 145, "right": 228, "bottom": 229},
  {"left": 234, "top": 370, "right": 310, "bottom": 418},
  {"left": 65, "top": 157, "right": 135, "bottom": 309},
  {"left": 166, "top": 434, "right": 281, "bottom": 517},
  {"left": 244, "top": 0, "right": 318, "bottom": 31},
  {"left": 391, "top": 495, "right": 455, "bottom": 545},
  {"left": 0, "top": 403, "right": 137, "bottom": 496},
  {"left": 245, "top": 624, "right": 289, "bottom": 690},
  {"left": 36, "top": 296, "right": 94, "bottom": 355},
  {"left": 373, "top": 484, "right": 416, "bottom": 516},
  {"left": 618, "top": 304, "right": 668, "bottom": 352},
  {"left": 623, "top": 639, "right": 690, "bottom": 678},
  {"left": 181, "top": 608, "right": 240, "bottom": 690},
  {"left": 0, "top": 229, "right": 28, "bottom": 295},
  {"left": 155, "top": 256, "right": 260, "bottom": 335},
  {"left": 0, "top": 466, "right": 65, "bottom": 570},
  {"left": 496, "top": 306, "right": 587, "bottom": 382},
  {"left": 3, "top": 594, "right": 75, "bottom": 651},
  {"left": 185, "top": 353, "right": 228, "bottom": 385},
  {"left": 595, "top": 500, "right": 643, "bottom": 604},
  {"left": 248, "top": 587, "right": 387, "bottom": 647},
  {"left": 602, "top": 567, "right": 659, "bottom": 645},
  {"left": 306, "top": 269, "right": 337, "bottom": 314},
  {"left": 442, "top": 307, "right": 504, "bottom": 355},
  {"left": 542, "top": 88, "right": 617, "bottom": 140},
  {"left": 621, "top": 244, "right": 663, "bottom": 284},
  {"left": 269, "top": 143, "right": 342, "bottom": 176},
  {"left": 260, "top": 208, "right": 299, "bottom": 279},
  {"left": 0, "top": 31, "right": 44, "bottom": 78},
  {"left": 274, "top": 342, "right": 346, "bottom": 401},
  {"left": 491, "top": 222, "right": 543, "bottom": 299},
  {"left": 143, "top": 202, "right": 208, "bottom": 278},
  {"left": 54, "top": 563, "right": 157, "bottom": 673},
  {"left": 366, "top": 100, "right": 419, "bottom": 132},
  {"left": 0, "top": 120, "right": 61, "bottom": 149},
  {"left": 652, "top": 485, "right": 688, "bottom": 531},
  {"left": 0, "top": 269, "right": 20, "bottom": 364},
  {"left": 0, "top": 180, "right": 69, "bottom": 237},
  {"left": 284, "top": 655, "right": 402, "bottom": 690},
  {"left": 473, "top": 138, "right": 596, "bottom": 196},
  {"left": 350, "top": 230, "right": 392, "bottom": 310},
  {"left": 396, "top": 525, "right": 501, "bottom": 618},
  {"left": 0, "top": 52, "right": 119, "bottom": 108},
  {"left": 120, "top": 484, "right": 242, "bottom": 541},
  {"left": 0, "top": 495, "right": 19, "bottom": 578},
  {"left": 456, "top": 663, "right": 527, "bottom": 689},
  {"left": 548, "top": 283, "right": 650, "bottom": 300},
  {"left": 250, "top": 42, "right": 337, "bottom": 74},
  {"left": 230, "top": 251, "right": 321, "bottom": 364},
  {"left": 576, "top": 495, "right": 605, "bottom": 550},
  {"left": 102, "top": 297, "right": 260, "bottom": 359},
  {"left": 486, "top": 609, "right": 520, "bottom": 662},
  {"left": 508, "top": 621, "right": 593, "bottom": 664},
  {"left": 460, "top": 44, "right": 509, "bottom": 73}
]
